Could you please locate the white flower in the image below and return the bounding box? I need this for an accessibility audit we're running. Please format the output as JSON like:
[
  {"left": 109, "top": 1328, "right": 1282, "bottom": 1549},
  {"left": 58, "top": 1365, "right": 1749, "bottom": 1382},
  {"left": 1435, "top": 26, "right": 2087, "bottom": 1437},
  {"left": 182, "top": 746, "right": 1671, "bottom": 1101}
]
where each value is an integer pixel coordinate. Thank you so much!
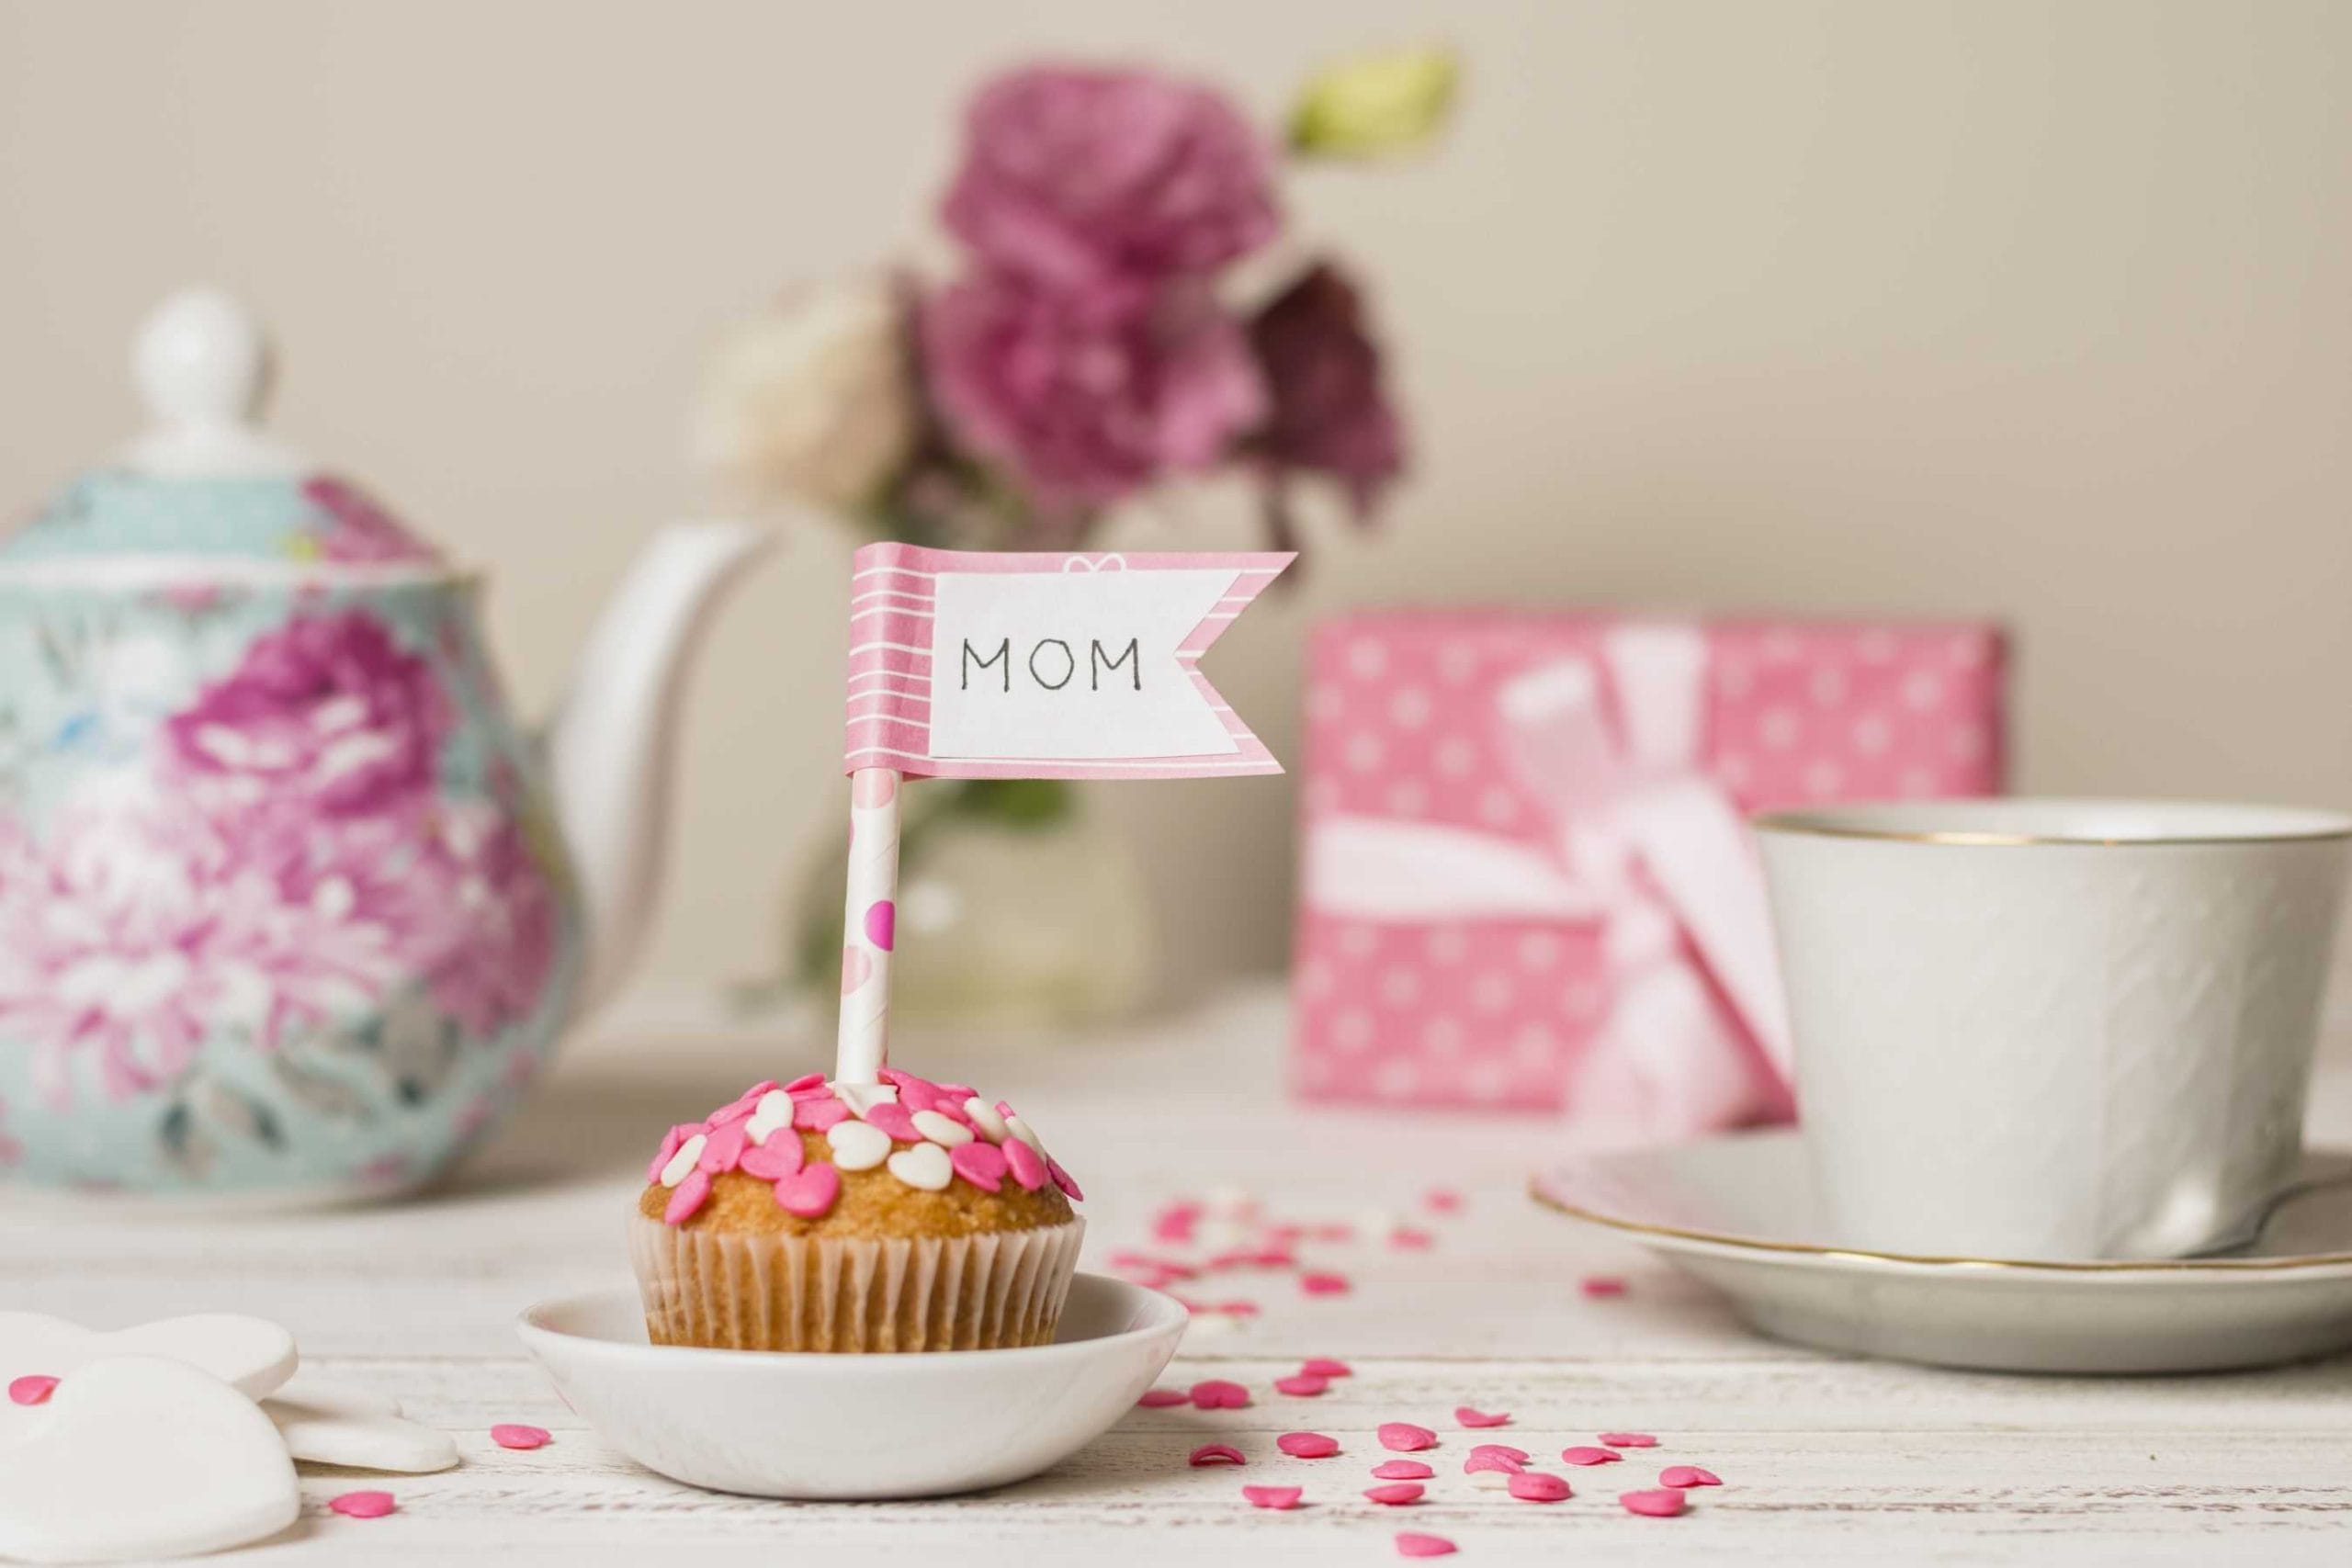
[{"left": 688, "top": 276, "right": 917, "bottom": 514}]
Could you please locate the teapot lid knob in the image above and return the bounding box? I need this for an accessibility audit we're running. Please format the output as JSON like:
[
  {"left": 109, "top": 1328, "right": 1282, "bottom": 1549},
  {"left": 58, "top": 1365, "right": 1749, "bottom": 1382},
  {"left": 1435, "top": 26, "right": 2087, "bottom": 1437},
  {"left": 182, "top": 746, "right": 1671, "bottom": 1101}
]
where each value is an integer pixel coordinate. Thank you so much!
[{"left": 120, "top": 287, "right": 306, "bottom": 477}]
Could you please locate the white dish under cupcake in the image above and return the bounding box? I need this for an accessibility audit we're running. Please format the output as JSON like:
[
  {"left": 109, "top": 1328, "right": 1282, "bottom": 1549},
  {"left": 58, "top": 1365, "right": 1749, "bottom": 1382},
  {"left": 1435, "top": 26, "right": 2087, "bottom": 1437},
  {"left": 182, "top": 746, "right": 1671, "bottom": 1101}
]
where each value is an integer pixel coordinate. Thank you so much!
[
  {"left": 1533, "top": 1130, "right": 2352, "bottom": 1374},
  {"left": 517, "top": 1272, "right": 1186, "bottom": 1499}
]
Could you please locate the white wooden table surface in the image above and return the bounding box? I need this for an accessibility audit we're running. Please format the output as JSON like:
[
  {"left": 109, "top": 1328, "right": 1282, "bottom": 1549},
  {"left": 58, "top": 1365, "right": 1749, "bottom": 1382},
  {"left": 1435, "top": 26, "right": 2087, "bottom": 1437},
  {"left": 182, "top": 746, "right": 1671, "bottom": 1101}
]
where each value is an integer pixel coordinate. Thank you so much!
[{"left": 8, "top": 984, "right": 2352, "bottom": 1566}]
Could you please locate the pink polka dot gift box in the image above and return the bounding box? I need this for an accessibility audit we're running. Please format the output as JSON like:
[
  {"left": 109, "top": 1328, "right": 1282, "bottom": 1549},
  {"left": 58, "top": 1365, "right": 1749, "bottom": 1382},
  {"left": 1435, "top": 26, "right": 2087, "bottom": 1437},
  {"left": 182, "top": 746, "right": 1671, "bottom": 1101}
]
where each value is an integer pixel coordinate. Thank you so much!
[{"left": 1292, "top": 613, "right": 2007, "bottom": 1131}]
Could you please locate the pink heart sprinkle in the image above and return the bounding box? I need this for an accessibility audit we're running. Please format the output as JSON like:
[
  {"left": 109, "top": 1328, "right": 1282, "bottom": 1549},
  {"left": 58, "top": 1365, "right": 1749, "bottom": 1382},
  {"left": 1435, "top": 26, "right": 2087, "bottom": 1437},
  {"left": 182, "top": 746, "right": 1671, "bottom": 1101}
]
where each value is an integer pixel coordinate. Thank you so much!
[
  {"left": 1371, "top": 1461, "right": 1435, "bottom": 1481},
  {"left": 1277, "top": 1432, "right": 1340, "bottom": 1459},
  {"left": 1395, "top": 1533, "right": 1456, "bottom": 1559},
  {"left": 1600, "top": 1432, "right": 1658, "bottom": 1449},
  {"left": 1241, "top": 1483, "right": 1303, "bottom": 1510},
  {"left": 1464, "top": 1451, "right": 1525, "bottom": 1475},
  {"left": 1661, "top": 1465, "right": 1723, "bottom": 1488},
  {"left": 773, "top": 1161, "right": 841, "bottom": 1218},
  {"left": 328, "top": 1490, "right": 396, "bottom": 1518},
  {"left": 1454, "top": 1406, "right": 1510, "bottom": 1428},
  {"left": 1390, "top": 1227, "right": 1434, "bottom": 1250},
  {"left": 1622, "top": 1487, "right": 1688, "bottom": 1517},
  {"left": 1424, "top": 1189, "right": 1463, "bottom": 1213},
  {"left": 1300, "top": 1271, "right": 1351, "bottom": 1296},
  {"left": 1273, "top": 1374, "right": 1329, "bottom": 1397},
  {"left": 1508, "top": 1472, "right": 1571, "bottom": 1502},
  {"left": 1136, "top": 1389, "right": 1188, "bottom": 1409},
  {"left": 1189, "top": 1443, "right": 1247, "bottom": 1467},
  {"left": 791, "top": 1096, "right": 850, "bottom": 1133},
  {"left": 738, "top": 1134, "right": 804, "bottom": 1181},
  {"left": 1300, "top": 1358, "right": 1352, "bottom": 1378},
  {"left": 861, "top": 1102, "right": 922, "bottom": 1142},
  {"left": 1581, "top": 1274, "right": 1629, "bottom": 1298},
  {"left": 1560, "top": 1446, "right": 1622, "bottom": 1466},
  {"left": 490, "top": 1424, "right": 549, "bottom": 1450},
  {"left": 1470, "top": 1442, "right": 1529, "bottom": 1464},
  {"left": 8, "top": 1375, "right": 57, "bottom": 1406},
  {"left": 1363, "top": 1483, "right": 1425, "bottom": 1506},
  {"left": 1190, "top": 1380, "right": 1250, "bottom": 1410},
  {"left": 697, "top": 1120, "right": 749, "bottom": 1174},
  {"left": 1377, "top": 1423, "right": 1438, "bottom": 1452},
  {"left": 662, "top": 1168, "right": 711, "bottom": 1224},
  {"left": 1004, "top": 1137, "right": 1050, "bottom": 1191},
  {"left": 782, "top": 1072, "right": 825, "bottom": 1093},
  {"left": 1047, "top": 1157, "right": 1084, "bottom": 1201},
  {"left": 950, "top": 1141, "right": 1008, "bottom": 1192}
]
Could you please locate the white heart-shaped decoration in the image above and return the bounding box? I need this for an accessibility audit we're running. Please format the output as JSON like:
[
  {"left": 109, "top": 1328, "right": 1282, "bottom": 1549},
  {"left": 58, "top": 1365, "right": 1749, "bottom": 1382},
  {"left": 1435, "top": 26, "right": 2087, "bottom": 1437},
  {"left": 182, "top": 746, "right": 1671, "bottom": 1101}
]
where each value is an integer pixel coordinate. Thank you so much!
[
  {"left": 0, "top": 1313, "right": 295, "bottom": 1404},
  {"left": 911, "top": 1110, "right": 974, "bottom": 1148},
  {"left": 887, "top": 1143, "right": 953, "bottom": 1191},
  {"left": 827, "top": 1120, "right": 892, "bottom": 1172},
  {"left": 266, "top": 1388, "right": 457, "bottom": 1473},
  {"left": 0, "top": 1356, "right": 299, "bottom": 1563}
]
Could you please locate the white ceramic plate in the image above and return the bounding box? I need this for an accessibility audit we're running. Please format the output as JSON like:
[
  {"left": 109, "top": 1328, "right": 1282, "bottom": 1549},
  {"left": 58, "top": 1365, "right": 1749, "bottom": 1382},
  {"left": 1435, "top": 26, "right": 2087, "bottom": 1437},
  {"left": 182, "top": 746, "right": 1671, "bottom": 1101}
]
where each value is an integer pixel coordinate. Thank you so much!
[
  {"left": 517, "top": 1272, "right": 1186, "bottom": 1498},
  {"left": 1533, "top": 1130, "right": 2352, "bottom": 1373}
]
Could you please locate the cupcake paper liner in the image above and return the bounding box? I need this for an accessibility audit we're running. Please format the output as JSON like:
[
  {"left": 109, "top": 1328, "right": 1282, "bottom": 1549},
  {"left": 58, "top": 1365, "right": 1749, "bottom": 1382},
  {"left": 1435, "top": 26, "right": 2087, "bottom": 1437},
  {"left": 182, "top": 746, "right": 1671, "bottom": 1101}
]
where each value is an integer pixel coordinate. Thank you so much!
[{"left": 628, "top": 1213, "right": 1085, "bottom": 1353}]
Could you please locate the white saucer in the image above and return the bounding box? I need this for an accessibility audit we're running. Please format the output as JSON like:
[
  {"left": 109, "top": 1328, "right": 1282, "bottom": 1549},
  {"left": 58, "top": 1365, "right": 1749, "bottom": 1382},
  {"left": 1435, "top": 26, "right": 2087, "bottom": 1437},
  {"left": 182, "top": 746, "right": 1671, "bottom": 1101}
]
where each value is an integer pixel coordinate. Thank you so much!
[
  {"left": 516, "top": 1273, "right": 1186, "bottom": 1498},
  {"left": 1533, "top": 1130, "right": 2352, "bottom": 1373}
]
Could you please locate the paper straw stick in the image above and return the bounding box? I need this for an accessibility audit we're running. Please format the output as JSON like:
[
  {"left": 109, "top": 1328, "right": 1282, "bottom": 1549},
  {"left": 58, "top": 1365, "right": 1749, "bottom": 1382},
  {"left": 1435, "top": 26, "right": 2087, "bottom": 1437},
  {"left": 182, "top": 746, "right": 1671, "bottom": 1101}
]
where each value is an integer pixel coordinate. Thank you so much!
[{"left": 834, "top": 767, "right": 903, "bottom": 1085}]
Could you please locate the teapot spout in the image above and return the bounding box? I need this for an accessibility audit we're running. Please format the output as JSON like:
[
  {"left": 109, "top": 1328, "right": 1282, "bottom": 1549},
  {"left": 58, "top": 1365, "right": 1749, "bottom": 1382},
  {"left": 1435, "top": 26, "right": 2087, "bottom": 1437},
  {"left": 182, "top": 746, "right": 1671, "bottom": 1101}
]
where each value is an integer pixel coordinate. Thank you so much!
[{"left": 546, "top": 520, "right": 774, "bottom": 1016}]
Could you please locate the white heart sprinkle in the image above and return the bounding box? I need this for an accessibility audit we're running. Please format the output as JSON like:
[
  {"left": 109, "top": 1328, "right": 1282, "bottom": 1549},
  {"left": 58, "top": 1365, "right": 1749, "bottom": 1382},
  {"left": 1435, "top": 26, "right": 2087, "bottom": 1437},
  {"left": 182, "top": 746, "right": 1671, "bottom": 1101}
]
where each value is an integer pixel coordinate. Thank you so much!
[
  {"left": 886, "top": 1143, "right": 953, "bottom": 1191},
  {"left": 753, "top": 1090, "right": 793, "bottom": 1123},
  {"left": 1003, "top": 1114, "right": 1047, "bottom": 1157},
  {"left": 827, "top": 1120, "right": 892, "bottom": 1171},
  {"left": 961, "top": 1097, "right": 1009, "bottom": 1142},
  {"left": 745, "top": 1112, "right": 788, "bottom": 1147},
  {"left": 660, "top": 1134, "right": 706, "bottom": 1188},
  {"left": 911, "top": 1110, "right": 974, "bottom": 1147},
  {"left": 1469, "top": 1468, "right": 1515, "bottom": 1491},
  {"left": 836, "top": 1082, "right": 900, "bottom": 1117}
]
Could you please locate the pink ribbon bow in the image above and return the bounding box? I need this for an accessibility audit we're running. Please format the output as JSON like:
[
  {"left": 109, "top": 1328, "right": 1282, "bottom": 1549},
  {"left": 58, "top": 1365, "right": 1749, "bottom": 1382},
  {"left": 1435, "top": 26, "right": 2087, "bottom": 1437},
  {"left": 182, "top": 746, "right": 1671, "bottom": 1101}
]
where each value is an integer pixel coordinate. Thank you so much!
[{"left": 1305, "top": 624, "right": 1792, "bottom": 1141}]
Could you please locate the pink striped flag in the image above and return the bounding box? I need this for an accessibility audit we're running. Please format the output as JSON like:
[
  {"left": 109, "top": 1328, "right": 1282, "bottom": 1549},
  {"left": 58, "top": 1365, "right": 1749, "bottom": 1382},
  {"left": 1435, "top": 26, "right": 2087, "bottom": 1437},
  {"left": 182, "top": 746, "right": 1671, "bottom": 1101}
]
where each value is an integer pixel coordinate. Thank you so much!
[{"left": 842, "top": 543, "right": 1294, "bottom": 780}]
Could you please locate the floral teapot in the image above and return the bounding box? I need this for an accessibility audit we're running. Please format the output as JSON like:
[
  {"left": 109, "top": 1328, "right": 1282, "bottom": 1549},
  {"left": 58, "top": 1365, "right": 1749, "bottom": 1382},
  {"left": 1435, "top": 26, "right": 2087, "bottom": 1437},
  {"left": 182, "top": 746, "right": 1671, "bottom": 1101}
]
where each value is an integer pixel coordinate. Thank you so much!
[{"left": 0, "top": 289, "right": 770, "bottom": 1201}]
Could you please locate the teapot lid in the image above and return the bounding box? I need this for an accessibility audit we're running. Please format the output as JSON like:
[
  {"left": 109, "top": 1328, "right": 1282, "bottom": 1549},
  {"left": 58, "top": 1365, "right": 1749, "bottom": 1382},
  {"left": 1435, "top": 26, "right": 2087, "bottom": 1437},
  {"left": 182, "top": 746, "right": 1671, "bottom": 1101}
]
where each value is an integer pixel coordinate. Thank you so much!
[{"left": 5, "top": 288, "right": 443, "bottom": 568}]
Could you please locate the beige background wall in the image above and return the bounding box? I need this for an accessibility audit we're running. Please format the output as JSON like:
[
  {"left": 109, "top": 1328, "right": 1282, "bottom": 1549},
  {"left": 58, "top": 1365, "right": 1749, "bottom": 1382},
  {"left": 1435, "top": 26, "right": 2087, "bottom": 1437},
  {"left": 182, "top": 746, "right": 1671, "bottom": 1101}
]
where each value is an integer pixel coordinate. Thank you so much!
[{"left": 6, "top": 1, "right": 2350, "bottom": 1004}]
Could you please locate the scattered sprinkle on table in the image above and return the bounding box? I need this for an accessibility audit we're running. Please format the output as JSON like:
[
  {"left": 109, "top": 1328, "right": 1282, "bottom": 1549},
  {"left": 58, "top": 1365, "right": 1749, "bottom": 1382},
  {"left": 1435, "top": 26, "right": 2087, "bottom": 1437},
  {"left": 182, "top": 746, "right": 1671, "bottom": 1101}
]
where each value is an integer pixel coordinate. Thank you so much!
[
  {"left": 1390, "top": 1227, "right": 1434, "bottom": 1250},
  {"left": 6, "top": 1375, "right": 57, "bottom": 1406},
  {"left": 1300, "top": 1358, "right": 1352, "bottom": 1378},
  {"left": 1372, "top": 1460, "right": 1435, "bottom": 1481},
  {"left": 1190, "top": 1380, "right": 1250, "bottom": 1409},
  {"left": 1453, "top": 1406, "right": 1510, "bottom": 1428},
  {"left": 1300, "top": 1272, "right": 1351, "bottom": 1297},
  {"left": 489, "top": 1424, "right": 549, "bottom": 1450},
  {"left": 1622, "top": 1487, "right": 1688, "bottom": 1517},
  {"left": 1469, "top": 1442, "right": 1529, "bottom": 1465},
  {"left": 1274, "top": 1374, "right": 1329, "bottom": 1397},
  {"left": 1580, "top": 1274, "right": 1629, "bottom": 1298},
  {"left": 1364, "top": 1482, "right": 1427, "bottom": 1506},
  {"left": 1189, "top": 1444, "right": 1247, "bottom": 1467},
  {"left": 1242, "top": 1484, "right": 1304, "bottom": 1510},
  {"left": 1424, "top": 1189, "right": 1464, "bottom": 1213},
  {"left": 328, "top": 1491, "right": 397, "bottom": 1519},
  {"left": 1560, "top": 1446, "right": 1622, "bottom": 1466},
  {"left": 1600, "top": 1432, "right": 1658, "bottom": 1449},
  {"left": 1661, "top": 1465, "right": 1723, "bottom": 1488},
  {"left": 1278, "top": 1431, "right": 1341, "bottom": 1459},
  {"left": 1508, "top": 1472, "right": 1571, "bottom": 1503},
  {"left": 1395, "top": 1533, "right": 1456, "bottom": 1558},
  {"left": 1136, "top": 1388, "right": 1189, "bottom": 1408},
  {"left": 1378, "top": 1422, "right": 1439, "bottom": 1452}
]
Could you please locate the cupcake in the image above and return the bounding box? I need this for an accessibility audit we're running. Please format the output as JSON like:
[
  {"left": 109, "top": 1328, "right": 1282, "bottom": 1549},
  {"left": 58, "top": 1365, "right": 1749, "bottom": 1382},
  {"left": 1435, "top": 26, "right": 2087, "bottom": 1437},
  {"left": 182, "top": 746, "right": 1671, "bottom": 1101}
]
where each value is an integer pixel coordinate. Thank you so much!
[{"left": 628, "top": 1066, "right": 1084, "bottom": 1352}]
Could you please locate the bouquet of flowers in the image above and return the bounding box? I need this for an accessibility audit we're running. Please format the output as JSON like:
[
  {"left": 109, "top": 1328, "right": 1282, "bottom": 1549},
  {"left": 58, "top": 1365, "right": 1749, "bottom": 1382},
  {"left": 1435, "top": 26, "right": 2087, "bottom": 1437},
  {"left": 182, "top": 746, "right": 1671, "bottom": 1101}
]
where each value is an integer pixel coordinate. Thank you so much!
[{"left": 691, "top": 47, "right": 1458, "bottom": 557}]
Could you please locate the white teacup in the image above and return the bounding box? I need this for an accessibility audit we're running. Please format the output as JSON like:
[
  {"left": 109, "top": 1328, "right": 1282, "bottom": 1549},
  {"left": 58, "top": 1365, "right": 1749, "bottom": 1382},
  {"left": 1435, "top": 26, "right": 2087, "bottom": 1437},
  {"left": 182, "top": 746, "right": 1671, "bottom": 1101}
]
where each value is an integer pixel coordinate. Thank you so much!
[{"left": 1754, "top": 798, "right": 2352, "bottom": 1262}]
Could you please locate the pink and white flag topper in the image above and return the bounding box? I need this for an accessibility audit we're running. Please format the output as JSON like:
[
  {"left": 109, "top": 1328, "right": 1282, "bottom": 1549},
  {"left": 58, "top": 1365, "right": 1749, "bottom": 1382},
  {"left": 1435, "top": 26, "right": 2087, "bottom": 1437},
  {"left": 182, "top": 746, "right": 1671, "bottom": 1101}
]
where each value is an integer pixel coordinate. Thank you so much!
[
  {"left": 843, "top": 543, "right": 1293, "bottom": 779},
  {"left": 831, "top": 543, "right": 1292, "bottom": 1083}
]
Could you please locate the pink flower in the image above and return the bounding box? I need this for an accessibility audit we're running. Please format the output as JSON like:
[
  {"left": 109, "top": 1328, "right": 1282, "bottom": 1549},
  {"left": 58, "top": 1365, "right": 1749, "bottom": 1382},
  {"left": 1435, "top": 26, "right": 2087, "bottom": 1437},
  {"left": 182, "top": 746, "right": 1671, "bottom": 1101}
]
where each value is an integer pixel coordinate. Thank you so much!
[
  {"left": 942, "top": 67, "right": 1279, "bottom": 288},
  {"left": 923, "top": 274, "right": 1267, "bottom": 513},
  {"left": 1248, "top": 263, "right": 1404, "bottom": 516},
  {"left": 302, "top": 477, "right": 436, "bottom": 564},
  {"left": 413, "top": 807, "right": 563, "bottom": 1038},
  {"left": 164, "top": 610, "right": 452, "bottom": 819}
]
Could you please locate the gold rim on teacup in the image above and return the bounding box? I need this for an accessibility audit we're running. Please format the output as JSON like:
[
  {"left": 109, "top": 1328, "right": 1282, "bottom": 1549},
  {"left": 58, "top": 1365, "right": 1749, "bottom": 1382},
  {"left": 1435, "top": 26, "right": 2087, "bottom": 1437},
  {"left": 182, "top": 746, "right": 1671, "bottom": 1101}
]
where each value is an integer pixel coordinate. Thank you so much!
[{"left": 1751, "top": 797, "right": 2352, "bottom": 849}]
